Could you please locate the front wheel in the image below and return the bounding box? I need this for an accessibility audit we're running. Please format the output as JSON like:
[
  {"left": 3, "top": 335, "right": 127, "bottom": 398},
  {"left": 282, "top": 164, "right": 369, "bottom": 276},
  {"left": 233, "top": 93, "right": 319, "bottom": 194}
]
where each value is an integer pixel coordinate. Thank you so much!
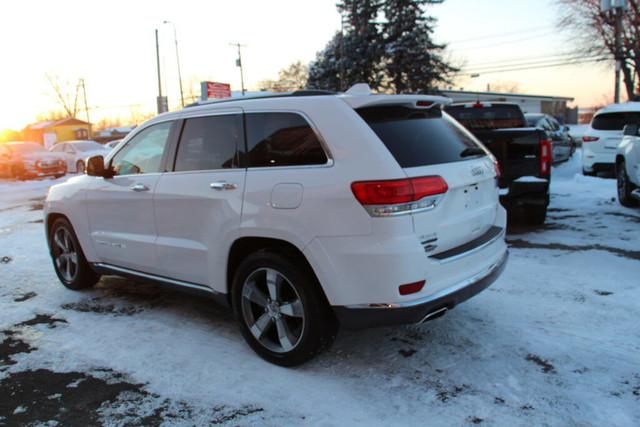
[
  {"left": 49, "top": 218, "right": 100, "bottom": 290},
  {"left": 231, "top": 250, "right": 338, "bottom": 366},
  {"left": 617, "top": 161, "right": 639, "bottom": 207}
]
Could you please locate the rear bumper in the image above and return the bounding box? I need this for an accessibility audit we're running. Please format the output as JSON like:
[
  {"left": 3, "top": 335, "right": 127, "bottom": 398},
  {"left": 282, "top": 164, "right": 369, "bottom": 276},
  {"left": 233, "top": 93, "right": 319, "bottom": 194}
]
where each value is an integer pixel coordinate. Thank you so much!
[
  {"left": 582, "top": 146, "right": 615, "bottom": 172},
  {"left": 499, "top": 177, "right": 549, "bottom": 207},
  {"left": 332, "top": 249, "right": 508, "bottom": 330}
]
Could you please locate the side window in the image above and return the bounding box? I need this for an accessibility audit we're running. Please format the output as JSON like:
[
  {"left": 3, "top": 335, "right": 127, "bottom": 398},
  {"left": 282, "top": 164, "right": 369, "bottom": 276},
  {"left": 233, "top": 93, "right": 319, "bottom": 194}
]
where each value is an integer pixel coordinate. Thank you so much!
[
  {"left": 174, "top": 114, "right": 241, "bottom": 172},
  {"left": 245, "top": 112, "right": 328, "bottom": 167},
  {"left": 64, "top": 144, "right": 75, "bottom": 154},
  {"left": 50, "top": 144, "right": 62, "bottom": 152},
  {"left": 111, "top": 121, "right": 173, "bottom": 176}
]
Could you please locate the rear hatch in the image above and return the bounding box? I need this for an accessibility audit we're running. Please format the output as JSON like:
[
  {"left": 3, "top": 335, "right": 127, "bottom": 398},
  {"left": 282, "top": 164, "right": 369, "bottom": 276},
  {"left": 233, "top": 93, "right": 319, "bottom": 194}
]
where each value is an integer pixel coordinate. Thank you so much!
[
  {"left": 355, "top": 104, "right": 501, "bottom": 255},
  {"left": 588, "top": 111, "right": 640, "bottom": 153}
]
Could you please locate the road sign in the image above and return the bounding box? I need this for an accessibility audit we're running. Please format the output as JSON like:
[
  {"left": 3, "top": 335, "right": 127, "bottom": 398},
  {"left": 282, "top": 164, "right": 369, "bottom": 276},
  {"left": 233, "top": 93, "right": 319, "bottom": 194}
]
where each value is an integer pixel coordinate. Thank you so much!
[{"left": 201, "top": 82, "right": 231, "bottom": 101}]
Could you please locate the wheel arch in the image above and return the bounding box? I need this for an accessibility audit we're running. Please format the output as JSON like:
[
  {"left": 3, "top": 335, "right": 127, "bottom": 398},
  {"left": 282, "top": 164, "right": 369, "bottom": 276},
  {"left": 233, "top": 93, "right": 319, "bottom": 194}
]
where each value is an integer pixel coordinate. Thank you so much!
[{"left": 226, "top": 237, "right": 330, "bottom": 307}]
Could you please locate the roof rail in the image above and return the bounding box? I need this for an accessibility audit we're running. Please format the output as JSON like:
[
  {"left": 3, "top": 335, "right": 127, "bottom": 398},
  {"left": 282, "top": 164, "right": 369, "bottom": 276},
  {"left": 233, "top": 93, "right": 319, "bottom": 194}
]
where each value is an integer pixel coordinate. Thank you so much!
[{"left": 185, "top": 89, "right": 338, "bottom": 108}]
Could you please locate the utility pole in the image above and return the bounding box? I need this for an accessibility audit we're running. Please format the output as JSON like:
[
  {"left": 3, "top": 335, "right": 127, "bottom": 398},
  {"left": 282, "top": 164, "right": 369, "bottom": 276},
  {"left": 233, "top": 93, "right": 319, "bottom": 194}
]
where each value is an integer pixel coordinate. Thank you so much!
[
  {"left": 340, "top": 15, "right": 345, "bottom": 92},
  {"left": 80, "top": 78, "right": 92, "bottom": 139},
  {"left": 614, "top": 6, "right": 623, "bottom": 103},
  {"left": 230, "top": 42, "right": 246, "bottom": 96},
  {"left": 602, "top": 0, "right": 629, "bottom": 103}
]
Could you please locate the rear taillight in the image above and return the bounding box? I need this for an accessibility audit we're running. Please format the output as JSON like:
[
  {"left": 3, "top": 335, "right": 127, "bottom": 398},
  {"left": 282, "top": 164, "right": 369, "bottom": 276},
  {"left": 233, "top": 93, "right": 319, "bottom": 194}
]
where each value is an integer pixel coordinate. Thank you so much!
[
  {"left": 540, "top": 139, "right": 552, "bottom": 175},
  {"left": 351, "top": 176, "right": 448, "bottom": 217},
  {"left": 582, "top": 135, "right": 599, "bottom": 142},
  {"left": 494, "top": 160, "right": 502, "bottom": 178}
]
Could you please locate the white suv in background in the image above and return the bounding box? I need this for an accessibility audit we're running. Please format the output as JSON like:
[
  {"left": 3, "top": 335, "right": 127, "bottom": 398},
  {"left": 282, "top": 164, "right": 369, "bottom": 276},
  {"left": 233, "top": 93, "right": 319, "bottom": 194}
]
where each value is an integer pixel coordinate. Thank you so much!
[
  {"left": 582, "top": 102, "right": 640, "bottom": 176},
  {"left": 616, "top": 124, "right": 640, "bottom": 207},
  {"left": 44, "top": 86, "right": 508, "bottom": 366}
]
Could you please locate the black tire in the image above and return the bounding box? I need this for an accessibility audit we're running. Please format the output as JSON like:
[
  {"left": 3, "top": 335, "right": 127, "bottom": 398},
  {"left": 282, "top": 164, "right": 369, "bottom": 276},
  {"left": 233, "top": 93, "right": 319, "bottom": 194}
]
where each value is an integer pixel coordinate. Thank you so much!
[
  {"left": 76, "top": 160, "right": 85, "bottom": 174},
  {"left": 524, "top": 204, "right": 547, "bottom": 225},
  {"left": 582, "top": 168, "right": 596, "bottom": 177},
  {"left": 617, "top": 161, "right": 639, "bottom": 207},
  {"left": 231, "top": 249, "right": 338, "bottom": 366},
  {"left": 49, "top": 218, "right": 100, "bottom": 290}
]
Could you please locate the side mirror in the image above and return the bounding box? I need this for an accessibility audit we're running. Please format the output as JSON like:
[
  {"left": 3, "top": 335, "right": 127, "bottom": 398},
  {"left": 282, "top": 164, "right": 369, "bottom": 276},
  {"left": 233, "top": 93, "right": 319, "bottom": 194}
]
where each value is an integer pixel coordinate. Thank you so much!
[
  {"left": 563, "top": 125, "right": 570, "bottom": 132},
  {"left": 623, "top": 124, "right": 639, "bottom": 136},
  {"left": 86, "top": 155, "right": 109, "bottom": 177}
]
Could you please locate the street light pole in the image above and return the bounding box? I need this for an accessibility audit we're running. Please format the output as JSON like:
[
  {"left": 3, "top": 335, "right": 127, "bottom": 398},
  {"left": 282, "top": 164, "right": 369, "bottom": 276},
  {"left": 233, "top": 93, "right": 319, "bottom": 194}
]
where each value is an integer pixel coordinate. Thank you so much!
[
  {"left": 155, "top": 28, "right": 166, "bottom": 114},
  {"left": 164, "top": 20, "right": 185, "bottom": 108}
]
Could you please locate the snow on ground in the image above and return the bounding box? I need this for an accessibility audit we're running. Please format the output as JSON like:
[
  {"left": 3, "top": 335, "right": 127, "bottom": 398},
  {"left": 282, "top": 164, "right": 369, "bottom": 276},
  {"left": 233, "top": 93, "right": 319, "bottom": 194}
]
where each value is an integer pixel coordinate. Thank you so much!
[{"left": 0, "top": 155, "right": 639, "bottom": 425}]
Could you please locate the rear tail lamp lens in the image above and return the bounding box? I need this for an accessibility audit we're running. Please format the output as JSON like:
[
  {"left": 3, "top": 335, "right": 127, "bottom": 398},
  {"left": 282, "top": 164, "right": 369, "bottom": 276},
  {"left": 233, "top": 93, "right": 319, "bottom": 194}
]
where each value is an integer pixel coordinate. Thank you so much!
[
  {"left": 399, "top": 280, "right": 426, "bottom": 296},
  {"left": 540, "top": 139, "right": 552, "bottom": 175},
  {"left": 582, "top": 135, "right": 599, "bottom": 142},
  {"left": 351, "top": 176, "right": 448, "bottom": 216}
]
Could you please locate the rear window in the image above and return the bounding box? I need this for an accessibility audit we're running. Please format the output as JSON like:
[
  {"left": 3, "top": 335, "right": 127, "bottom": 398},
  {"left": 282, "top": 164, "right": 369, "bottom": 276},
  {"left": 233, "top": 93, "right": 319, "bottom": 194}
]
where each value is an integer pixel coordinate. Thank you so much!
[
  {"left": 357, "top": 106, "right": 486, "bottom": 168},
  {"left": 591, "top": 112, "right": 640, "bottom": 130},
  {"left": 445, "top": 104, "right": 526, "bottom": 130}
]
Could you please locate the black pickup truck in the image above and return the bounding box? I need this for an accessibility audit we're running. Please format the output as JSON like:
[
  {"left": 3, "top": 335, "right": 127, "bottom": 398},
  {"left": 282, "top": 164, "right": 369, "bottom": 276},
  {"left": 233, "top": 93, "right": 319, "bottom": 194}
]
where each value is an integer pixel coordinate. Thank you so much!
[{"left": 445, "top": 102, "right": 552, "bottom": 224}]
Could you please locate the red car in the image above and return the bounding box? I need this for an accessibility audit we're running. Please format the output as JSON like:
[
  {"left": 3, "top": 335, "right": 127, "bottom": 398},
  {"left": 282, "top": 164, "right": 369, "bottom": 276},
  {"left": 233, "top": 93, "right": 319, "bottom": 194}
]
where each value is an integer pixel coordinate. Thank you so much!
[{"left": 0, "top": 141, "right": 67, "bottom": 180}]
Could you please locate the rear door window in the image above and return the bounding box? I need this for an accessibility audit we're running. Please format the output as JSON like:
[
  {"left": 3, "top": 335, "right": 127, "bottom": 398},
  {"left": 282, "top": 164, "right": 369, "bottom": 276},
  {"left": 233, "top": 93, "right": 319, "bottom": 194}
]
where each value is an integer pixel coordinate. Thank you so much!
[
  {"left": 356, "top": 106, "right": 486, "bottom": 168},
  {"left": 245, "top": 112, "right": 328, "bottom": 167}
]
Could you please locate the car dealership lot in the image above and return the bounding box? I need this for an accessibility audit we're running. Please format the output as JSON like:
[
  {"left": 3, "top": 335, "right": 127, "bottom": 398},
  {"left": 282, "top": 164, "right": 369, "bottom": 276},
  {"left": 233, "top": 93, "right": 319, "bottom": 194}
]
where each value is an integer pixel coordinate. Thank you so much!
[{"left": 1, "top": 153, "right": 639, "bottom": 425}]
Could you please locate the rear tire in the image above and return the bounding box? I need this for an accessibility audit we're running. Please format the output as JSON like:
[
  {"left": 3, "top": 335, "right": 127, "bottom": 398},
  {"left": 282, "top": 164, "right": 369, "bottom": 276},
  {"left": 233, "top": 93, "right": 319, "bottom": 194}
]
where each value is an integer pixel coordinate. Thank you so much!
[
  {"left": 617, "top": 161, "right": 639, "bottom": 207},
  {"left": 231, "top": 250, "right": 338, "bottom": 366},
  {"left": 582, "top": 168, "right": 595, "bottom": 177},
  {"left": 49, "top": 218, "right": 100, "bottom": 290}
]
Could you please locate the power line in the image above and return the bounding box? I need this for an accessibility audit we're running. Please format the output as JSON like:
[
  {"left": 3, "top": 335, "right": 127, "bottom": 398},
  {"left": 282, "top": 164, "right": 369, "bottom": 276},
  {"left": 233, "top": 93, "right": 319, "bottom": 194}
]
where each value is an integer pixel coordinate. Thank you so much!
[
  {"left": 463, "top": 54, "right": 609, "bottom": 73},
  {"left": 460, "top": 57, "right": 609, "bottom": 75},
  {"left": 447, "top": 25, "right": 554, "bottom": 45}
]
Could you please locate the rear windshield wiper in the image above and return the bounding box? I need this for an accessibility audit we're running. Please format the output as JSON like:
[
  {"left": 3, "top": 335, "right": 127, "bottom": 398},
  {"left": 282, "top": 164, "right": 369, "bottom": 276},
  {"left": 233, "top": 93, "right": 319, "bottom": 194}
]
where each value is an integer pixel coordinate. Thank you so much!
[{"left": 460, "top": 147, "right": 486, "bottom": 158}]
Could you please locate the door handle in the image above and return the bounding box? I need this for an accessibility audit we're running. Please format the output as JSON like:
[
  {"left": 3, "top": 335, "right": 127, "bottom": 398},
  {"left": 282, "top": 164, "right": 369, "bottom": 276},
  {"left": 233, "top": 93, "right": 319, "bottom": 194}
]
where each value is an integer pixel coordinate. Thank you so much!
[
  {"left": 131, "top": 184, "right": 150, "bottom": 192},
  {"left": 210, "top": 181, "right": 237, "bottom": 191}
]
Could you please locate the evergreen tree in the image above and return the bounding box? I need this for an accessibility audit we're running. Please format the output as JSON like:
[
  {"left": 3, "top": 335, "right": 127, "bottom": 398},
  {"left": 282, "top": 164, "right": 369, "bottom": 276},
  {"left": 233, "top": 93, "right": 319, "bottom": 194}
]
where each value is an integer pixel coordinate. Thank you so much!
[
  {"left": 307, "top": 32, "right": 343, "bottom": 91},
  {"left": 382, "top": 0, "right": 456, "bottom": 94},
  {"left": 308, "top": 0, "right": 384, "bottom": 91}
]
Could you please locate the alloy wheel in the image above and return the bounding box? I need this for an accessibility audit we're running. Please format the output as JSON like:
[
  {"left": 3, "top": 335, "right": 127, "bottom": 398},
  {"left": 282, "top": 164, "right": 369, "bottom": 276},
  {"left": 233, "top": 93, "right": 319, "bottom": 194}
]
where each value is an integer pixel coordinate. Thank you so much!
[
  {"left": 53, "top": 227, "right": 79, "bottom": 283},
  {"left": 240, "top": 267, "right": 305, "bottom": 353}
]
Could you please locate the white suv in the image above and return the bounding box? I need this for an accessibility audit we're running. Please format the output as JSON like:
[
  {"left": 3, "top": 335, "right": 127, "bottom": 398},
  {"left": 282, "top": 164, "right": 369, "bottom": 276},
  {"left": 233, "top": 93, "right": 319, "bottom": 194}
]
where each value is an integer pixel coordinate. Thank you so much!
[
  {"left": 582, "top": 102, "right": 640, "bottom": 175},
  {"left": 616, "top": 124, "right": 640, "bottom": 207},
  {"left": 44, "top": 87, "right": 508, "bottom": 366}
]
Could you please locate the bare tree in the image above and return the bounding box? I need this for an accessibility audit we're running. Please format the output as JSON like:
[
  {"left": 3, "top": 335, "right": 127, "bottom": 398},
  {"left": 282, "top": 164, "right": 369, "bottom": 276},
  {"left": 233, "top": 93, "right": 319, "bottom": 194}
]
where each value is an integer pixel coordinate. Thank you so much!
[
  {"left": 257, "top": 61, "right": 309, "bottom": 92},
  {"left": 555, "top": 0, "right": 640, "bottom": 100},
  {"left": 44, "top": 72, "right": 81, "bottom": 117}
]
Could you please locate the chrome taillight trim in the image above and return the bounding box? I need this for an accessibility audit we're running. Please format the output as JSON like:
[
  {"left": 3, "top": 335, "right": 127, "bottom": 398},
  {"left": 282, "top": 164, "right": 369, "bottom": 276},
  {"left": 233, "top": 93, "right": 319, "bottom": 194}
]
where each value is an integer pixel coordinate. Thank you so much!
[{"left": 362, "top": 193, "right": 445, "bottom": 217}]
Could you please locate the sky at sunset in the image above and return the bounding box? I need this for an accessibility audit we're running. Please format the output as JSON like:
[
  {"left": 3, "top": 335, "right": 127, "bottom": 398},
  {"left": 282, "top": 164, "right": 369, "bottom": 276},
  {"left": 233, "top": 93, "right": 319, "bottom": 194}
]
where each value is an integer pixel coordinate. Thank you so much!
[{"left": 0, "top": 0, "right": 615, "bottom": 132}]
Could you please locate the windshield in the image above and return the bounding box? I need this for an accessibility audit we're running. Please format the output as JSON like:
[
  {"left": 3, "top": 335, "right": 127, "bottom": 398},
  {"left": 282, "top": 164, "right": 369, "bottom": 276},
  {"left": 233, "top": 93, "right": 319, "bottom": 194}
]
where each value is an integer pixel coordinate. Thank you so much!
[
  {"left": 8, "top": 142, "right": 46, "bottom": 153},
  {"left": 446, "top": 104, "right": 526, "bottom": 130},
  {"left": 73, "top": 141, "right": 106, "bottom": 152},
  {"left": 357, "top": 106, "right": 486, "bottom": 168}
]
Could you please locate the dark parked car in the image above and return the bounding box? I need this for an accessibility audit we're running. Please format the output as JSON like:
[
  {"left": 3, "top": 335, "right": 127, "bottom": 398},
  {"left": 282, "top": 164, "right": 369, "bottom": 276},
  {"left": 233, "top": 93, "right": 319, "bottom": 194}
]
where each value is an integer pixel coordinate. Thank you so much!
[
  {"left": 0, "top": 141, "right": 66, "bottom": 180},
  {"left": 525, "top": 114, "right": 575, "bottom": 164}
]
